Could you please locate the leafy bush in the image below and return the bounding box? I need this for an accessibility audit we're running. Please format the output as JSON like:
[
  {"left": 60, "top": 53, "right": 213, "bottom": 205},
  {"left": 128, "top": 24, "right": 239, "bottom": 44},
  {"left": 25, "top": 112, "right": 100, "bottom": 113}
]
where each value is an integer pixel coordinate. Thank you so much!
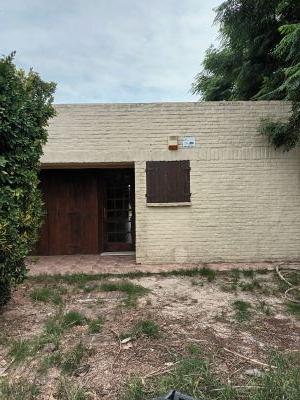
[{"left": 0, "top": 53, "right": 55, "bottom": 306}]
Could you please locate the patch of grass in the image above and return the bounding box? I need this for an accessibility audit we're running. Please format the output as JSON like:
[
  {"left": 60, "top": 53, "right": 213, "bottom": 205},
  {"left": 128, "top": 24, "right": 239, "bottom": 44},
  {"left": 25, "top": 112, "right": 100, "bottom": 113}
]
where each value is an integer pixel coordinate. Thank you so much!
[
  {"left": 100, "top": 280, "right": 149, "bottom": 307},
  {"left": 62, "top": 311, "right": 87, "bottom": 329},
  {"left": 61, "top": 342, "right": 87, "bottom": 375},
  {"left": 42, "top": 310, "right": 86, "bottom": 348},
  {"left": 39, "top": 352, "right": 62, "bottom": 373},
  {"left": 186, "top": 343, "right": 202, "bottom": 356},
  {"left": 275, "top": 270, "right": 300, "bottom": 294},
  {"left": 250, "top": 352, "right": 300, "bottom": 400},
  {"left": 219, "top": 269, "right": 241, "bottom": 292},
  {"left": 232, "top": 299, "right": 252, "bottom": 322},
  {"left": 100, "top": 280, "right": 147, "bottom": 296},
  {"left": 56, "top": 378, "right": 91, "bottom": 400},
  {"left": 121, "top": 320, "right": 160, "bottom": 340},
  {"left": 29, "top": 266, "right": 220, "bottom": 286},
  {"left": 30, "top": 287, "right": 52, "bottom": 302},
  {"left": 242, "top": 269, "right": 256, "bottom": 278},
  {"left": 121, "top": 377, "right": 144, "bottom": 400},
  {"left": 88, "top": 317, "right": 104, "bottom": 334},
  {"left": 43, "top": 313, "right": 65, "bottom": 345},
  {"left": 219, "top": 282, "right": 238, "bottom": 292},
  {"left": 0, "top": 378, "right": 39, "bottom": 400},
  {"left": 239, "top": 279, "right": 261, "bottom": 292},
  {"left": 8, "top": 339, "right": 31, "bottom": 362},
  {"left": 286, "top": 302, "right": 300, "bottom": 319},
  {"left": 230, "top": 269, "right": 241, "bottom": 281},
  {"left": 121, "top": 352, "right": 300, "bottom": 400},
  {"left": 198, "top": 266, "right": 216, "bottom": 282},
  {"left": 122, "top": 357, "right": 235, "bottom": 400},
  {"left": 257, "top": 300, "right": 272, "bottom": 316},
  {"left": 132, "top": 320, "right": 160, "bottom": 338},
  {"left": 30, "top": 287, "right": 64, "bottom": 305},
  {"left": 8, "top": 339, "right": 35, "bottom": 363}
]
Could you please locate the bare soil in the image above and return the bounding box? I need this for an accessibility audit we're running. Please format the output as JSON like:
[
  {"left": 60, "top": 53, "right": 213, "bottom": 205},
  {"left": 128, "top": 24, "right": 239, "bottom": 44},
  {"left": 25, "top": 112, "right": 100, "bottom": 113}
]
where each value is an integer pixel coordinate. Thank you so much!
[{"left": 0, "top": 270, "right": 299, "bottom": 399}]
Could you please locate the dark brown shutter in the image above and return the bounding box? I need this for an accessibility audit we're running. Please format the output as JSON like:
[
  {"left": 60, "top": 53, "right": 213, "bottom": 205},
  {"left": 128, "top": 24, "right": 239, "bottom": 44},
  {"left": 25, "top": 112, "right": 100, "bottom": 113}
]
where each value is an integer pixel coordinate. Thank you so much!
[{"left": 146, "top": 161, "right": 190, "bottom": 203}]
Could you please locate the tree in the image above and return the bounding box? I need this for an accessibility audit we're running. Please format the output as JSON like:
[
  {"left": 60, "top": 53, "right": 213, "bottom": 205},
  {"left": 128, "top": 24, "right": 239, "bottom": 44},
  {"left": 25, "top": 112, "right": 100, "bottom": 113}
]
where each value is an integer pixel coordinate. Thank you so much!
[
  {"left": 192, "top": 0, "right": 300, "bottom": 150},
  {"left": 0, "top": 53, "right": 56, "bottom": 306},
  {"left": 259, "top": 23, "right": 300, "bottom": 150}
]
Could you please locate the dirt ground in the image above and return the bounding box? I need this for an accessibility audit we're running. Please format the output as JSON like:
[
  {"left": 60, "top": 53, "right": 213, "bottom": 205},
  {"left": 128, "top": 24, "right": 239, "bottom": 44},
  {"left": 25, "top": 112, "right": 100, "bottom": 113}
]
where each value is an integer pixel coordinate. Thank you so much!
[{"left": 0, "top": 267, "right": 300, "bottom": 399}]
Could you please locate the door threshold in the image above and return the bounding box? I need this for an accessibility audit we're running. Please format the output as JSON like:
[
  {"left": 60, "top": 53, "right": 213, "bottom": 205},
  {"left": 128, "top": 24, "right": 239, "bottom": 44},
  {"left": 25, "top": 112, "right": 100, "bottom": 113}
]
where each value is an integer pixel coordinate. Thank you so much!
[{"left": 100, "top": 251, "right": 136, "bottom": 256}]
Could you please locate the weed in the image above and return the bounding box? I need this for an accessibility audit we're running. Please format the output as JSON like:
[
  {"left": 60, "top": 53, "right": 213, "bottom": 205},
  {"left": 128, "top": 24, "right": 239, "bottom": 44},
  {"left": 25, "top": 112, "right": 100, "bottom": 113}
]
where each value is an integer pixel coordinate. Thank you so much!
[
  {"left": 42, "top": 310, "right": 86, "bottom": 348},
  {"left": 219, "top": 269, "right": 241, "bottom": 292},
  {"left": 232, "top": 299, "right": 252, "bottom": 322},
  {"left": 29, "top": 267, "right": 220, "bottom": 285},
  {"left": 30, "top": 286, "right": 64, "bottom": 305},
  {"left": 100, "top": 280, "right": 147, "bottom": 296},
  {"left": 61, "top": 343, "right": 87, "bottom": 375},
  {"left": 62, "top": 311, "right": 87, "bottom": 329},
  {"left": 0, "top": 378, "right": 39, "bottom": 400},
  {"left": 121, "top": 320, "right": 160, "bottom": 340},
  {"left": 51, "top": 291, "right": 64, "bottom": 305},
  {"left": 55, "top": 378, "right": 91, "bottom": 400},
  {"left": 186, "top": 343, "right": 201, "bottom": 356},
  {"left": 286, "top": 302, "right": 300, "bottom": 319},
  {"left": 257, "top": 300, "right": 272, "bottom": 316},
  {"left": 133, "top": 320, "right": 160, "bottom": 338},
  {"left": 123, "top": 357, "right": 234, "bottom": 400},
  {"left": 250, "top": 352, "right": 300, "bottom": 400},
  {"left": 44, "top": 313, "right": 65, "bottom": 344},
  {"left": 39, "top": 352, "right": 62, "bottom": 373},
  {"left": 230, "top": 269, "right": 241, "bottom": 281},
  {"left": 121, "top": 352, "right": 300, "bottom": 400},
  {"left": 239, "top": 279, "right": 261, "bottom": 292},
  {"left": 121, "top": 377, "right": 145, "bottom": 400},
  {"left": 8, "top": 339, "right": 34, "bottom": 363},
  {"left": 30, "top": 287, "right": 52, "bottom": 302},
  {"left": 220, "top": 282, "right": 238, "bottom": 292},
  {"left": 198, "top": 267, "right": 216, "bottom": 282},
  {"left": 88, "top": 317, "right": 104, "bottom": 334},
  {"left": 100, "top": 280, "right": 149, "bottom": 307},
  {"left": 242, "top": 269, "right": 255, "bottom": 278}
]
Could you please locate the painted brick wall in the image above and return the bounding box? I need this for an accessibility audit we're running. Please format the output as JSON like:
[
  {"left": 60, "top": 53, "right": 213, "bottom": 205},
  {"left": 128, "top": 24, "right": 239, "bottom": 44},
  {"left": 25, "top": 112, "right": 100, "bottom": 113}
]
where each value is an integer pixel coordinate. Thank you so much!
[{"left": 42, "top": 102, "right": 300, "bottom": 263}]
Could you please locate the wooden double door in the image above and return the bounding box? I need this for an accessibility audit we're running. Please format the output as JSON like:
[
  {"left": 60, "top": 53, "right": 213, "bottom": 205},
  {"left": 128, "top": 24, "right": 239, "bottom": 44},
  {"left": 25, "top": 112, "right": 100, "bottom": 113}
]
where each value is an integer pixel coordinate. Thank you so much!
[{"left": 36, "top": 169, "right": 135, "bottom": 255}]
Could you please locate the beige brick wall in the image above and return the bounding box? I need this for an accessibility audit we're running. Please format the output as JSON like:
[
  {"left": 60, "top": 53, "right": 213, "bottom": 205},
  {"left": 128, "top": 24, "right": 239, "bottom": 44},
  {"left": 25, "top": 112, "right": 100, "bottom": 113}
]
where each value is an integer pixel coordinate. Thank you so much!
[{"left": 42, "top": 101, "right": 300, "bottom": 263}]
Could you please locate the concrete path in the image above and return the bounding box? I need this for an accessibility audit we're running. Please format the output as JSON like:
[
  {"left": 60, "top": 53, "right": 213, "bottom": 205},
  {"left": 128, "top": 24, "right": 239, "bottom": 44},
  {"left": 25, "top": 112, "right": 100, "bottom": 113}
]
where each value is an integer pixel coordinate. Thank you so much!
[{"left": 26, "top": 254, "right": 299, "bottom": 276}]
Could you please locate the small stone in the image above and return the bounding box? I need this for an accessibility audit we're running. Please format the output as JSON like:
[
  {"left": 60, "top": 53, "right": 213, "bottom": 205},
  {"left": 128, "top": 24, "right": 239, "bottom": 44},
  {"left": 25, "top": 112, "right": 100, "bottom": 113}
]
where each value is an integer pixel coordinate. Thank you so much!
[
  {"left": 244, "top": 368, "right": 263, "bottom": 377},
  {"left": 122, "top": 342, "right": 133, "bottom": 350},
  {"left": 44, "top": 343, "right": 56, "bottom": 353},
  {"left": 120, "top": 337, "right": 132, "bottom": 344}
]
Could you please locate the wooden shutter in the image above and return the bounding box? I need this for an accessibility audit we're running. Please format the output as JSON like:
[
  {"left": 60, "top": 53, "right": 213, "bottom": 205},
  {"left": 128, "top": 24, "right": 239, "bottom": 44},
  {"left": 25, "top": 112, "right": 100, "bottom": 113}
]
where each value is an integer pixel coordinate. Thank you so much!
[{"left": 146, "top": 161, "right": 190, "bottom": 203}]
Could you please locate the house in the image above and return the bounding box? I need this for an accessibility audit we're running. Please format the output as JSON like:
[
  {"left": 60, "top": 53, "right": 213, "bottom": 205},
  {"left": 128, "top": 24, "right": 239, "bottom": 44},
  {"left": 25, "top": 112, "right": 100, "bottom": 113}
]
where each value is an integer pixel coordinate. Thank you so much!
[{"left": 37, "top": 101, "right": 300, "bottom": 264}]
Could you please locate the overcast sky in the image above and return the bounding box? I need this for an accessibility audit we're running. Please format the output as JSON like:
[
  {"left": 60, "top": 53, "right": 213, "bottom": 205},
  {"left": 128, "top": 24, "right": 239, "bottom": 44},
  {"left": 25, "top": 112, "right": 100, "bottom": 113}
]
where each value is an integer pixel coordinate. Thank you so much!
[{"left": 1, "top": 0, "right": 221, "bottom": 103}]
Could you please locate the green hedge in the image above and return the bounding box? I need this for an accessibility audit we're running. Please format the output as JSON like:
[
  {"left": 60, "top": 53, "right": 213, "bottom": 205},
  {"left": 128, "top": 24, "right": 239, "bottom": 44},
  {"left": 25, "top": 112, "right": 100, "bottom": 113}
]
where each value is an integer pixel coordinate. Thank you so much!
[{"left": 0, "top": 53, "right": 56, "bottom": 306}]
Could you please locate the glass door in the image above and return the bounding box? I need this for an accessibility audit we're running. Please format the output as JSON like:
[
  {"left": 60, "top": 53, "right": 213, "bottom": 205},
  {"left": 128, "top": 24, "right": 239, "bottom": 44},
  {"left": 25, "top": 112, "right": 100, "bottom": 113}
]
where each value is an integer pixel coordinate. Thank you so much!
[{"left": 103, "top": 169, "right": 135, "bottom": 252}]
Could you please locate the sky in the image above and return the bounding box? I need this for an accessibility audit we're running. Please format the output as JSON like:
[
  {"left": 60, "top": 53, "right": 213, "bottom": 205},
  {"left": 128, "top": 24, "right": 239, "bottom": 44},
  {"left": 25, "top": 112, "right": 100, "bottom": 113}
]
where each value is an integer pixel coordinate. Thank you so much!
[{"left": 0, "top": 0, "right": 221, "bottom": 104}]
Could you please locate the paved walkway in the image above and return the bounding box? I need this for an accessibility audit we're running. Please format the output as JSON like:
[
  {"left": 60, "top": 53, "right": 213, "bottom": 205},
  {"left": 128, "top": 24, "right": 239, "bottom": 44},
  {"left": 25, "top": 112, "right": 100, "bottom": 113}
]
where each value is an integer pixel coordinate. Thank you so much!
[{"left": 27, "top": 254, "right": 299, "bottom": 276}]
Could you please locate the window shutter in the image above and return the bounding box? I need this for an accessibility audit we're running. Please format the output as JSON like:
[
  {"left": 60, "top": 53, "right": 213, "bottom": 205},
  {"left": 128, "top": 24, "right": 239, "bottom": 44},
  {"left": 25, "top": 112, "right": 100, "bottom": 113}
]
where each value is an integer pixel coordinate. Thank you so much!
[{"left": 146, "top": 161, "right": 190, "bottom": 203}]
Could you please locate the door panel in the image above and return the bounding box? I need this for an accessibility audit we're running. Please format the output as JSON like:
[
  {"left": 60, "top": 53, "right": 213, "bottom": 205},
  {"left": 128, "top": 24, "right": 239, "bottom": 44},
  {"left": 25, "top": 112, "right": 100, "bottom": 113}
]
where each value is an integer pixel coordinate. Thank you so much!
[
  {"left": 36, "top": 170, "right": 99, "bottom": 255},
  {"left": 103, "top": 170, "right": 135, "bottom": 252}
]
